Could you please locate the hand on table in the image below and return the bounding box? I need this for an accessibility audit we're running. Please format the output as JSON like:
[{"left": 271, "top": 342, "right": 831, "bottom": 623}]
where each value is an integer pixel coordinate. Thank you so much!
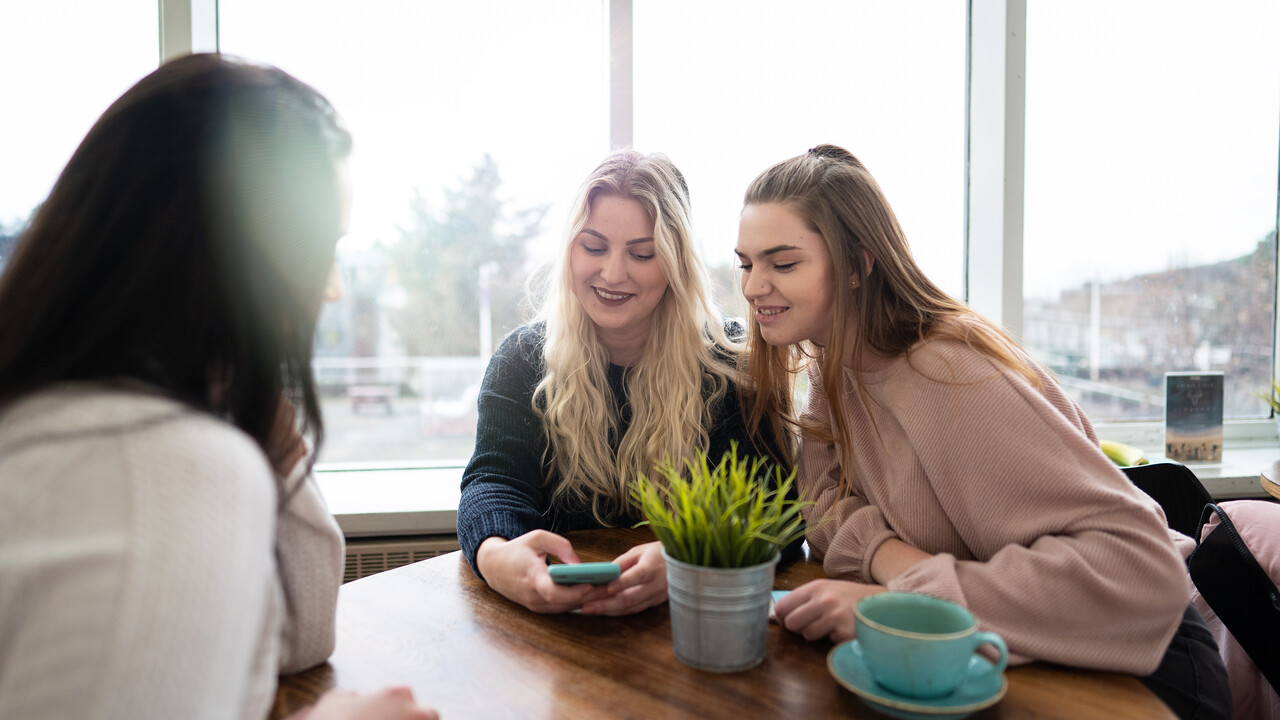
[
  {"left": 476, "top": 531, "right": 611, "bottom": 613},
  {"left": 773, "top": 579, "right": 885, "bottom": 643},
  {"left": 581, "top": 540, "right": 668, "bottom": 616},
  {"left": 291, "top": 686, "right": 437, "bottom": 720}
]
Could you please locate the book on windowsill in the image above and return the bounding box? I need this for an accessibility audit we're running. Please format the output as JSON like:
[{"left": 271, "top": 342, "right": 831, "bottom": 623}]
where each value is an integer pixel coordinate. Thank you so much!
[{"left": 1164, "top": 372, "right": 1224, "bottom": 463}]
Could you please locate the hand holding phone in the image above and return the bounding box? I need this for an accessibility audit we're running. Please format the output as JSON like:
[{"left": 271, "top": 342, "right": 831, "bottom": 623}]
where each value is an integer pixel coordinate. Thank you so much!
[{"left": 548, "top": 561, "right": 621, "bottom": 585}]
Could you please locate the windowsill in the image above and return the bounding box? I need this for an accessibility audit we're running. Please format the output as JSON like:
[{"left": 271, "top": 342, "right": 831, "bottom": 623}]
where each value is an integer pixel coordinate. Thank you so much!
[
  {"left": 1143, "top": 445, "right": 1280, "bottom": 500},
  {"left": 1096, "top": 419, "right": 1280, "bottom": 500},
  {"left": 316, "top": 461, "right": 466, "bottom": 537},
  {"left": 314, "top": 445, "right": 1280, "bottom": 539}
]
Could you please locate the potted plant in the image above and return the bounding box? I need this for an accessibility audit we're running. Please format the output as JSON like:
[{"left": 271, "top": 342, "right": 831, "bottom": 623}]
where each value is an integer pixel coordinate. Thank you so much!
[{"left": 632, "top": 443, "right": 809, "bottom": 672}]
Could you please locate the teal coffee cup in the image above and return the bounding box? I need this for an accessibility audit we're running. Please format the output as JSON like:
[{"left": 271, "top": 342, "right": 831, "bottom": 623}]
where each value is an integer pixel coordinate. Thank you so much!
[{"left": 854, "top": 592, "right": 1008, "bottom": 699}]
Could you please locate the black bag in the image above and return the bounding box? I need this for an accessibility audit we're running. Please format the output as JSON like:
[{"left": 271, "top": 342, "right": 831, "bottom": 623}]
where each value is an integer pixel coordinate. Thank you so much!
[
  {"left": 1187, "top": 502, "right": 1280, "bottom": 694},
  {"left": 1121, "top": 462, "right": 1214, "bottom": 539}
]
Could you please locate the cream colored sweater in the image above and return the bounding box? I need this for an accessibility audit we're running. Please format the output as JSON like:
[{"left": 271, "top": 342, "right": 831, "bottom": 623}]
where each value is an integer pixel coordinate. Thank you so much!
[
  {"left": 801, "top": 340, "right": 1189, "bottom": 674},
  {"left": 0, "top": 385, "right": 344, "bottom": 720}
]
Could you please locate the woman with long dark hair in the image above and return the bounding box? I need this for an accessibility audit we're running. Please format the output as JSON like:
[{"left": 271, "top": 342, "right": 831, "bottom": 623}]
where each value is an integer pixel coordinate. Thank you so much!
[{"left": 0, "top": 54, "right": 433, "bottom": 720}]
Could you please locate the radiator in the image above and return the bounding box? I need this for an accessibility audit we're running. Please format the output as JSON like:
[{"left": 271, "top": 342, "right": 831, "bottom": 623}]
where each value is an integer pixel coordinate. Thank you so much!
[{"left": 343, "top": 535, "right": 460, "bottom": 583}]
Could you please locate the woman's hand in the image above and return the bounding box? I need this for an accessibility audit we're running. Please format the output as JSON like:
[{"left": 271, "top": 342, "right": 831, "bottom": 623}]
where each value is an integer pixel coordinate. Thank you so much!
[
  {"left": 773, "top": 579, "right": 886, "bottom": 643},
  {"left": 476, "top": 531, "right": 610, "bottom": 613},
  {"left": 265, "top": 395, "right": 309, "bottom": 479},
  {"left": 292, "top": 686, "right": 438, "bottom": 720},
  {"left": 581, "top": 541, "right": 668, "bottom": 616}
]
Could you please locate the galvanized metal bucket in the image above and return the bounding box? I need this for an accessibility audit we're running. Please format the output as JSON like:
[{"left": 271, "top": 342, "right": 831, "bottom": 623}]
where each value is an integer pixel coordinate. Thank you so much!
[{"left": 663, "top": 549, "right": 780, "bottom": 672}]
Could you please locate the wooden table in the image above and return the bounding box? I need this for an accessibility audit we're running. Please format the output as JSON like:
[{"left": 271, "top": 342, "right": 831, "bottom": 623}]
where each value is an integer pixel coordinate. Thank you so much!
[
  {"left": 272, "top": 528, "right": 1174, "bottom": 719},
  {"left": 1262, "top": 460, "right": 1280, "bottom": 500}
]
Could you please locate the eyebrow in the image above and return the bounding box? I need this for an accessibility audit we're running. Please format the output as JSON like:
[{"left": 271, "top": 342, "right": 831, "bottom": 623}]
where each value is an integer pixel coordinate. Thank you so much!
[
  {"left": 734, "top": 244, "right": 801, "bottom": 259},
  {"left": 580, "top": 228, "right": 655, "bottom": 246}
]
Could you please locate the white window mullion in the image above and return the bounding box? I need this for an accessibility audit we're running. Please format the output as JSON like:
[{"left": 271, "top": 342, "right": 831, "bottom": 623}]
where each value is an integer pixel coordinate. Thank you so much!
[
  {"left": 1274, "top": 156, "right": 1280, "bottom": 400},
  {"left": 608, "top": 0, "right": 633, "bottom": 150},
  {"left": 158, "top": 0, "right": 218, "bottom": 63},
  {"left": 965, "top": 0, "right": 1026, "bottom": 341}
]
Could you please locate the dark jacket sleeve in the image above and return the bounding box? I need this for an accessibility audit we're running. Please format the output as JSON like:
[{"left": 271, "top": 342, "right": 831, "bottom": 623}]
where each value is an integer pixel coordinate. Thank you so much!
[{"left": 457, "top": 325, "right": 553, "bottom": 579}]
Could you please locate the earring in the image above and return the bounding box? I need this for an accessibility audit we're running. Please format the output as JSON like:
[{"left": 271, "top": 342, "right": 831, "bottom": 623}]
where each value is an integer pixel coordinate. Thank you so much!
[{"left": 850, "top": 278, "right": 860, "bottom": 290}]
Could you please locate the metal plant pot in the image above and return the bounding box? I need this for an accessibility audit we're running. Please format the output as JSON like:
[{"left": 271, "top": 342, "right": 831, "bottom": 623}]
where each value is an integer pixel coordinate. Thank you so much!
[{"left": 663, "top": 549, "right": 780, "bottom": 672}]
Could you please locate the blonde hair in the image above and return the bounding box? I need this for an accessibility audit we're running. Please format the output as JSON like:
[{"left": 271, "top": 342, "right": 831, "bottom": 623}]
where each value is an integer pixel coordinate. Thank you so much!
[
  {"left": 534, "top": 150, "right": 739, "bottom": 523},
  {"left": 742, "top": 144, "right": 1042, "bottom": 496}
]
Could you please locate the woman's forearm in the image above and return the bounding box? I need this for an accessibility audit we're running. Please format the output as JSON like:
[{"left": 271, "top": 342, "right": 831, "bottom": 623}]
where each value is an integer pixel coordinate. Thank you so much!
[{"left": 869, "top": 537, "right": 932, "bottom": 585}]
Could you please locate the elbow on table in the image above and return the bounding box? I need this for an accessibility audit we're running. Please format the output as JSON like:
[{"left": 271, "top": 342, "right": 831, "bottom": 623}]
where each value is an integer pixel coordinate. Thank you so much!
[{"left": 277, "top": 619, "right": 338, "bottom": 674}]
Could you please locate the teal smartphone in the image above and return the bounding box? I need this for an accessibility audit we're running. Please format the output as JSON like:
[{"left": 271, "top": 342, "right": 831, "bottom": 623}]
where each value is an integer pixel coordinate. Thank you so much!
[{"left": 548, "top": 562, "right": 621, "bottom": 585}]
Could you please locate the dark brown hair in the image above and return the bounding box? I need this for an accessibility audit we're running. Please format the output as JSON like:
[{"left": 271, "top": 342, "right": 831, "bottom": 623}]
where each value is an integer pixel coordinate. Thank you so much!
[{"left": 0, "top": 53, "right": 352, "bottom": 468}]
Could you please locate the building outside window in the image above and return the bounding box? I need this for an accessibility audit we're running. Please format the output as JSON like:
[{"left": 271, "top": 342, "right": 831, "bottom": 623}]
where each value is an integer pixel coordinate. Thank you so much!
[{"left": 1023, "top": 0, "right": 1279, "bottom": 424}]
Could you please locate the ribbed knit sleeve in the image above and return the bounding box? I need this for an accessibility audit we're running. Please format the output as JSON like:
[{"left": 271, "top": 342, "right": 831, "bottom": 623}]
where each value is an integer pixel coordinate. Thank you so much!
[
  {"left": 273, "top": 450, "right": 344, "bottom": 674},
  {"left": 800, "top": 341, "right": 1189, "bottom": 674},
  {"left": 0, "top": 389, "right": 280, "bottom": 720},
  {"left": 457, "top": 325, "right": 555, "bottom": 578},
  {"left": 799, "top": 362, "right": 897, "bottom": 582}
]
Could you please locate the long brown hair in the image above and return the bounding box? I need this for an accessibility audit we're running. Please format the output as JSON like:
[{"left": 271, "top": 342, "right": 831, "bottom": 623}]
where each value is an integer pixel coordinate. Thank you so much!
[
  {"left": 0, "top": 54, "right": 351, "bottom": 473},
  {"left": 741, "top": 144, "right": 1041, "bottom": 493}
]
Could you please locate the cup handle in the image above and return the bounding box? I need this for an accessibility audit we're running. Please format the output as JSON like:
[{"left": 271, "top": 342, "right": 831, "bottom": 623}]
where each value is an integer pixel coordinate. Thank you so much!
[{"left": 970, "top": 631, "right": 1009, "bottom": 677}]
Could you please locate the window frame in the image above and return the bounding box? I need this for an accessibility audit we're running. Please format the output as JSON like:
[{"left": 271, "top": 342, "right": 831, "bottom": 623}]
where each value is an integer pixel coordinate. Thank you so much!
[
  {"left": 156, "top": 0, "right": 1278, "bottom": 460},
  {"left": 961, "top": 0, "right": 1279, "bottom": 449}
]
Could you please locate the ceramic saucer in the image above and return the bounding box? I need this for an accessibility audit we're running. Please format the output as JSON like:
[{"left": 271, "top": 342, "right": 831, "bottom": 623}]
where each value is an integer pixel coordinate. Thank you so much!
[{"left": 827, "top": 640, "right": 1007, "bottom": 720}]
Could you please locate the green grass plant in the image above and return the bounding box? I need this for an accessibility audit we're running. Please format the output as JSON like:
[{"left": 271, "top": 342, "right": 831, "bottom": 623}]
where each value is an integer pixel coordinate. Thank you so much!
[
  {"left": 631, "top": 443, "right": 810, "bottom": 569},
  {"left": 1259, "top": 379, "right": 1280, "bottom": 414}
]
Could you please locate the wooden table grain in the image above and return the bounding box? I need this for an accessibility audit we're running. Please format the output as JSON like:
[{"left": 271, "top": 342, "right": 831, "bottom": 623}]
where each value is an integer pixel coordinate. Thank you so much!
[{"left": 272, "top": 527, "right": 1174, "bottom": 719}]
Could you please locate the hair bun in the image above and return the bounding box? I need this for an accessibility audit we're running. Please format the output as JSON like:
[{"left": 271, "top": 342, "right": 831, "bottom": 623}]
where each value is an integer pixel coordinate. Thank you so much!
[{"left": 807, "top": 144, "right": 856, "bottom": 162}]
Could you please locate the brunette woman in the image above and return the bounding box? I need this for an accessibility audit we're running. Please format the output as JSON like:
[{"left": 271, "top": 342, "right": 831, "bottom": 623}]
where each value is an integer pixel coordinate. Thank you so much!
[
  {"left": 735, "top": 144, "right": 1228, "bottom": 720},
  {"left": 0, "top": 54, "right": 433, "bottom": 720}
]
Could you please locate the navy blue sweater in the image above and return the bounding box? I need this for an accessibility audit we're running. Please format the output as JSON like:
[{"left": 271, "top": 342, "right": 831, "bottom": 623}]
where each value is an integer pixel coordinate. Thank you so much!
[{"left": 457, "top": 322, "right": 793, "bottom": 577}]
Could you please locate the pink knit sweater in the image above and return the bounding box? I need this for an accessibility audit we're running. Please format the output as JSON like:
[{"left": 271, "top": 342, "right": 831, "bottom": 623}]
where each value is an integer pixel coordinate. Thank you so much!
[{"left": 800, "top": 339, "right": 1189, "bottom": 674}]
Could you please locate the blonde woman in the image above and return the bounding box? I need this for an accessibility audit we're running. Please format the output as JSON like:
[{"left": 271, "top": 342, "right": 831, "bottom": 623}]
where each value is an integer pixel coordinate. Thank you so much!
[
  {"left": 458, "top": 150, "right": 787, "bottom": 616},
  {"left": 735, "top": 144, "right": 1228, "bottom": 720}
]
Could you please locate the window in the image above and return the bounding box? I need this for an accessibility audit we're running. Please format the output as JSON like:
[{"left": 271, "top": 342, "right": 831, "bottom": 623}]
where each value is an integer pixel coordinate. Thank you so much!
[
  {"left": 219, "top": 0, "right": 606, "bottom": 464},
  {"left": 633, "top": 0, "right": 967, "bottom": 316},
  {"left": 1023, "top": 1, "right": 1280, "bottom": 423},
  {"left": 6, "top": 2, "right": 1278, "bottom": 477},
  {"left": 0, "top": 1, "right": 158, "bottom": 265}
]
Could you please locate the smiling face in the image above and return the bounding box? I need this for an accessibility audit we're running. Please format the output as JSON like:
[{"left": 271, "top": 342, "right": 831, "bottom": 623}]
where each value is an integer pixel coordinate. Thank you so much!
[
  {"left": 570, "top": 193, "right": 669, "bottom": 364},
  {"left": 736, "top": 202, "right": 837, "bottom": 347}
]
